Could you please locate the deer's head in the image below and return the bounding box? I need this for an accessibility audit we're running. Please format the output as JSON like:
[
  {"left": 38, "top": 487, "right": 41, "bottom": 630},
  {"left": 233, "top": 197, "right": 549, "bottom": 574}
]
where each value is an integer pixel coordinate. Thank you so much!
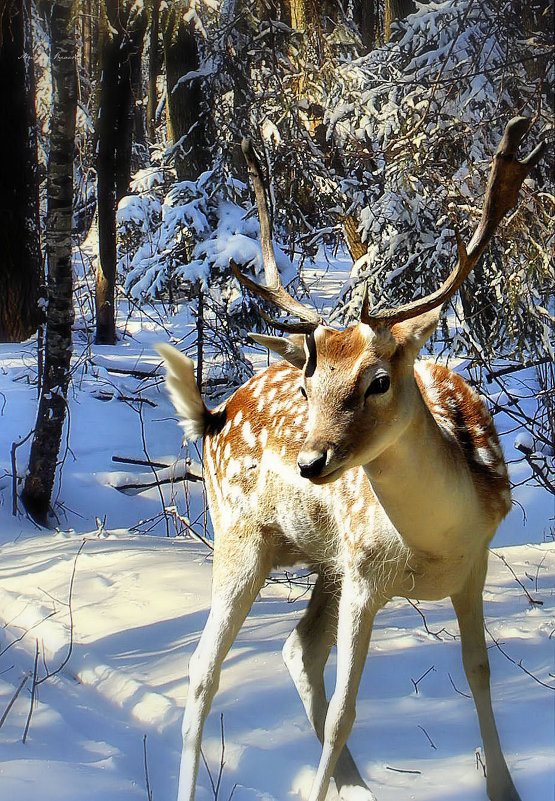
[{"left": 234, "top": 120, "right": 544, "bottom": 482}]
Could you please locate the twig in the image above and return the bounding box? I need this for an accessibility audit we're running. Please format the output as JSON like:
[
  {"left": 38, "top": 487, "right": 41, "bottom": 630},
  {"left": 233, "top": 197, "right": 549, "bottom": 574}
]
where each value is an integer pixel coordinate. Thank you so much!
[
  {"left": 448, "top": 672, "right": 471, "bottom": 699},
  {"left": 385, "top": 765, "right": 422, "bottom": 775},
  {"left": 0, "top": 674, "right": 28, "bottom": 729},
  {"left": 143, "top": 734, "right": 153, "bottom": 801},
  {"left": 118, "top": 394, "right": 157, "bottom": 408},
  {"left": 165, "top": 507, "right": 214, "bottom": 550},
  {"left": 22, "top": 640, "right": 39, "bottom": 744},
  {"left": 485, "top": 623, "right": 555, "bottom": 691},
  {"left": 491, "top": 552, "right": 543, "bottom": 606},
  {"left": 406, "top": 599, "right": 457, "bottom": 640},
  {"left": 475, "top": 748, "right": 487, "bottom": 777},
  {"left": 138, "top": 404, "right": 170, "bottom": 538},
  {"left": 36, "top": 539, "right": 85, "bottom": 685},
  {"left": 200, "top": 713, "right": 227, "bottom": 800},
  {"left": 485, "top": 357, "right": 551, "bottom": 381},
  {"left": 411, "top": 665, "right": 436, "bottom": 694},
  {"left": 214, "top": 713, "right": 226, "bottom": 800},
  {"left": 115, "top": 471, "right": 204, "bottom": 495},
  {"left": 200, "top": 749, "right": 217, "bottom": 798},
  {"left": 10, "top": 429, "right": 34, "bottom": 515},
  {"left": 91, "top": 363, "right": 159, "bottom": 379},
  {"left": 0, "top": 611, "right": 57, "bottom": 657},
  {"left": 112, "top": 455, "right": 169, "bottom": 468},
  {"left": 417, "top": 724, "right": 437, "bottom": 750}
]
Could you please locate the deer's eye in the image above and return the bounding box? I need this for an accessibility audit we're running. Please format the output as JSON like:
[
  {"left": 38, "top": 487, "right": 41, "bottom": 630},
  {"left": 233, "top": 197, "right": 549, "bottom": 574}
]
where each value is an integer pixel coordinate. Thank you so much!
[
  {"left": 365, "top": 374, "right": 391, "bottom": 398},
  {"left": 299, "top": 385, "right": 307, "bottom": 399}
]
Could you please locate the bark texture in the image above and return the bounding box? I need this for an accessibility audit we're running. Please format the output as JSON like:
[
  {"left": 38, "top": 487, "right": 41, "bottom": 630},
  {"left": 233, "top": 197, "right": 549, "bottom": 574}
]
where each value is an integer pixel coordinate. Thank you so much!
[
  {"left": 22, "top": 0, "right": 77, "bottom": 525},
  {"left": 163, "top": 8, "right": 209, "bottom": 181},
  {"left": 0, "top": 0, "right": 42, "bottom": 342},
  {"left": 95, "top": 1, "right": 146, "bottom": 344},
  {"left": 147, "top": 0, "right": 161, "bottom": 142},
  {"left": 384, "top": 0, "right": 416, "bottom": 42}
]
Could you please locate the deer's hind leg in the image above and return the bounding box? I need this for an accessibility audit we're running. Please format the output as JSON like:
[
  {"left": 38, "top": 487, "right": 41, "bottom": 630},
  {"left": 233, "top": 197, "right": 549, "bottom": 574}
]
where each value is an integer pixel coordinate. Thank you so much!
[
  {"left": 283, "top": 573, "right": 377, "bottom": 801},
  {"left": 451, "top": 550, "right": 521, "bottom": 801},
  {"left": 177, "top": 521, "right": 273, "bottom": 801}
]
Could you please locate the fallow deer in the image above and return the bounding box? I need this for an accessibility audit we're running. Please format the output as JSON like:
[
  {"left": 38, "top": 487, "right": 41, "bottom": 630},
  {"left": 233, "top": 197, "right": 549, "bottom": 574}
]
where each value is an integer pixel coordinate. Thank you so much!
[{"left": 157, "top": 118, "right": 545, "bottom": 801}]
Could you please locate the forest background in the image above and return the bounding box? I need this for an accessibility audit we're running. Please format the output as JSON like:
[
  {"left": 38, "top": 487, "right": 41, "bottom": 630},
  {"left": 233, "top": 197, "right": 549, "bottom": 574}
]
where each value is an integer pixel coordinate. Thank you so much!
[{"left": 0, "top": 2, "right": 553, "bottom": 800}]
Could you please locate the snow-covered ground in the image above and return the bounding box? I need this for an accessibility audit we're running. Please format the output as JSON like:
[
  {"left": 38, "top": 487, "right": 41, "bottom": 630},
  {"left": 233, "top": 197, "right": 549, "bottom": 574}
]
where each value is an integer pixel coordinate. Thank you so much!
[{"left": 0, "top": 267, "right": 553, "bottom": 801}]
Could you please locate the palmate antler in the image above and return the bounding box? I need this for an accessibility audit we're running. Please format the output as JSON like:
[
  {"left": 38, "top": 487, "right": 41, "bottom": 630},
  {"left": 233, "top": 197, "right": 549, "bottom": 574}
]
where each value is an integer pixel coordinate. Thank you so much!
[{"left": 234, "top": 118, "right": 547, "bottom": 331}]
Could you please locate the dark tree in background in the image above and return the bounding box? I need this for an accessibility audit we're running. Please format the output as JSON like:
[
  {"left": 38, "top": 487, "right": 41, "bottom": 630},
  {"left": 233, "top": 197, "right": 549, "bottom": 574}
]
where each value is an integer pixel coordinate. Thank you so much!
[
  {"left": 22, "top": 0, "right": 77, "bottom": 524},
  {"left": 0, "top": 0, "right": 42, "bottom": 343},
  {"left": 162, "top": 2, "right": 209, "bottom": 181},
  {"left": 147, "top": 0, "right": 161, "bottom": 142},
  {"left": 95, "top": 0, "right": 146, "bottom": 344},
  {"left": 384, "top": 0, "right": 416, "bottom": 41}
]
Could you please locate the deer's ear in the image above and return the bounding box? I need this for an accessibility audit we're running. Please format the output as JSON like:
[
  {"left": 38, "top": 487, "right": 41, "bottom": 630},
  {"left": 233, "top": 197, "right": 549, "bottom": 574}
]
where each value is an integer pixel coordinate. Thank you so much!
[
  {"left": 391, "top": 307, "right": 442, "bottom": 358},
  {"left": 248, "top": 333, "right": 306, "bottom": 370}
]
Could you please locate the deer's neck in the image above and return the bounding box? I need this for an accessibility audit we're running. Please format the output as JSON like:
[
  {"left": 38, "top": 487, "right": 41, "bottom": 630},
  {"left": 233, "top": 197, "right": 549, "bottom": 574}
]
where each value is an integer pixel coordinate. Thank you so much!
[{"left": 362, "top": 386, "right": 477, "bottom": 551}]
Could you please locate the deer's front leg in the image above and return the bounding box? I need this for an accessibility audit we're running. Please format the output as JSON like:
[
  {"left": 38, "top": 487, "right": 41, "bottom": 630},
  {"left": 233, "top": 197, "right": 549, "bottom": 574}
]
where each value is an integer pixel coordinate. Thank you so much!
[
  {"left": 283, "top": 573, "right": 377, "bottom": 800},
  {"left": 451, "top": 552, "right": 522, "bottom": 801},
  {"left": 177, "top": 525, "right": 271, "bottom": 801},
  {"left": 307, "top": 571, "right": 377, "bottom": 801}
]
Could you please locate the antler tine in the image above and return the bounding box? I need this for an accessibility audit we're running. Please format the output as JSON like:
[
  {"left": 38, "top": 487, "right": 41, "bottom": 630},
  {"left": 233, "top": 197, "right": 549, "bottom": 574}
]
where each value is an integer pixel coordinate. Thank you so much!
[
  {"left": 231, "top": 138, "right": 323, "bottom": 332},
  {"left": 362, "top": 116, "right": 545, "bottom": 328}
]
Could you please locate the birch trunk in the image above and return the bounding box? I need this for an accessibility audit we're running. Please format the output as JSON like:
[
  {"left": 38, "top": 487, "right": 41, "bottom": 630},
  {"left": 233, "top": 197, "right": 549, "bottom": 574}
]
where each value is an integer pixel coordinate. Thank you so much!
[{"left": 22, "top": 0, "right": 77, "bottom": 524}]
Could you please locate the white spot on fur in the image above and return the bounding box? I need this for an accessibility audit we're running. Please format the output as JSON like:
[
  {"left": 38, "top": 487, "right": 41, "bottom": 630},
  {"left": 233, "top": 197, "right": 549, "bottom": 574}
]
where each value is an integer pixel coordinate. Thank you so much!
[
  {"left": 242, "top": 421, "right": 256, "bottom": 449},
  {"left": 226, "top": 458, "right": 241, "bottom": 478},
  {"left": 352, "top": 496, "right": 364, "bottom": 514},
  {"left": 252, "top": 375, "right": 268, "bottom": 398},
  {"left": 233, "top": 410, "right": 243, "bottom": 427}
]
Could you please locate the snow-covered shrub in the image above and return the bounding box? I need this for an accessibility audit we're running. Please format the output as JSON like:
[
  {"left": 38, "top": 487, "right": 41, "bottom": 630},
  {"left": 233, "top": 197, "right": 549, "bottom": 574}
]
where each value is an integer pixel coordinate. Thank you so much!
[
  {"left": 117, "top": 160, "right": 302, "bottom": 393},
  {"left": 324, "top": 0, "right": 553, "bottom": 362}
]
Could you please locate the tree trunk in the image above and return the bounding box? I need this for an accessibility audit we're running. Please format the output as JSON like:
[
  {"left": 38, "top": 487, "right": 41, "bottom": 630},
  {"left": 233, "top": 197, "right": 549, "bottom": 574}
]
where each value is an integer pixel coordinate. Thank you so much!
[
  {"left": 147, "top": 0, "right": 161, "bottom": 142},
  {"left": 95, "top": 0, "right": 120, "bottom": 344},
  {"left": 116, "top": 18, "right": 148, "bottom": 199},
  {"left": 353, "top": 0, "right": 378, "bottom": 52},
  {"left": 95, "top": 1, "right": 147, "bottom": 344},
  {"left": 163, "top": 11, "right": 209, "bottom": 181},
  {"left": 22, "top": 0, "right": 77, "bottom": 525},
  {"left": 384, "top": 0, "right": 415, "bottom": 43},
  {"left": 287, "top": 0, "right": 310, "bottom": 29},
  {"left": 0, "top": 0, "right": 42, "bottom": 342}
]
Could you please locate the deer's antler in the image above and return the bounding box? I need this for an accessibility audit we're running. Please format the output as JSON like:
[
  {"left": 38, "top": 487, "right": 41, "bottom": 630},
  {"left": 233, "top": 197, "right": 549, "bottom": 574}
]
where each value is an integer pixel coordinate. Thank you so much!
[
  {"left": 361, "top": 116, "right": 548, "bottom": 327},
  {"left": 231, "top": 139, "right": 324, "bottom": 333}
]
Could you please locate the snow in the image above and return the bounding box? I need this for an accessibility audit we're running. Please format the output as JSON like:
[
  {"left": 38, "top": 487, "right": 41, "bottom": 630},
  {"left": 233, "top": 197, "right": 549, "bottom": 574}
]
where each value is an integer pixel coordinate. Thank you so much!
[{"left": 0, "top": 262, "right": 553, "bottom": 801}]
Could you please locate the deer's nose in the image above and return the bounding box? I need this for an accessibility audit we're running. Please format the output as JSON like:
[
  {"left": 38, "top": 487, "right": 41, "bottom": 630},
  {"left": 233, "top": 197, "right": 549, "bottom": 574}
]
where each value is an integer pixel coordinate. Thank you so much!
[{"left": 298, "top": 450, "right": 327, "bottom": 479}]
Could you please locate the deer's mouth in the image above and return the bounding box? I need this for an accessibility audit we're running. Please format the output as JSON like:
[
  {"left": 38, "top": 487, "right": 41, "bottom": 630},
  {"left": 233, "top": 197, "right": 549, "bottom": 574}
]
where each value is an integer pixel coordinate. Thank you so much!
[{"left": 304, "top": 464, "right": 347, "bottom": 485}]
